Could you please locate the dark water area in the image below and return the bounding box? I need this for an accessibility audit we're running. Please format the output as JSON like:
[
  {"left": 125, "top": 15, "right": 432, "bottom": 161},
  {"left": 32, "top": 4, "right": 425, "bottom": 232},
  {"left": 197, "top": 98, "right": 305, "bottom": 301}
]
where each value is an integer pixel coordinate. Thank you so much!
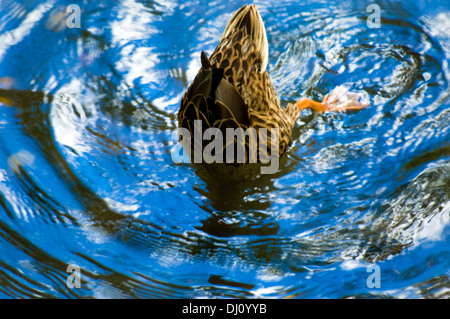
[{"left": 0, "top": 0, "right": 449, "bottom": 298}]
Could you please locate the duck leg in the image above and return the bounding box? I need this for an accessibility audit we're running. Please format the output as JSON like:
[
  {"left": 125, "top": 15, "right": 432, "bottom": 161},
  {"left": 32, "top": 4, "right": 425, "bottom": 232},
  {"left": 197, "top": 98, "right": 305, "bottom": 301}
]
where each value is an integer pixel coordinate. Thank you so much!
[{"left": 296, "top": 86, "right": 368, "bottom": 113}]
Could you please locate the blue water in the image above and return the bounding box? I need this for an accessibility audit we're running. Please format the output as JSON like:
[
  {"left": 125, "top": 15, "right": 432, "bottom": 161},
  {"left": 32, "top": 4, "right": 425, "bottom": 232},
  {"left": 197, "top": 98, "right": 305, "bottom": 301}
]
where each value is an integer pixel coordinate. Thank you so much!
[{"left": 0, "top": 0, "right": 449, "bottom": 299}]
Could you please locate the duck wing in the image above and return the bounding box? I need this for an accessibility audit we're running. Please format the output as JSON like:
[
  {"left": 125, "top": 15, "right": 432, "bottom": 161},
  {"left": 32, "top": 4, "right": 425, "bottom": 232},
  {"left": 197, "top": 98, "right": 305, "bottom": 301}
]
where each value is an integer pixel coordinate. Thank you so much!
[{"left": 178, "top": 51, "right": 249, "bottom": 136}]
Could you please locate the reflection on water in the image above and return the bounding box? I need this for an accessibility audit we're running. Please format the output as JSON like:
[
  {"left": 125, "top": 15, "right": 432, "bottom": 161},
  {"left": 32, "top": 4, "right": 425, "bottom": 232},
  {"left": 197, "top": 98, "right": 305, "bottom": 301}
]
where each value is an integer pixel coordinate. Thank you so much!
[{"left": 0, "top": 0, "right": 449, "bottom": 298}]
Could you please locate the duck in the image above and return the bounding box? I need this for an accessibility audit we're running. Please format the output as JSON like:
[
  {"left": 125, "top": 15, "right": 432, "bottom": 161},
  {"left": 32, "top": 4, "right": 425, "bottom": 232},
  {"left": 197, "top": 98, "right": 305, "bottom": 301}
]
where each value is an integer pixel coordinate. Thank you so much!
[{"left": 178, "top": 4, "right": 367, "bottom": 166}]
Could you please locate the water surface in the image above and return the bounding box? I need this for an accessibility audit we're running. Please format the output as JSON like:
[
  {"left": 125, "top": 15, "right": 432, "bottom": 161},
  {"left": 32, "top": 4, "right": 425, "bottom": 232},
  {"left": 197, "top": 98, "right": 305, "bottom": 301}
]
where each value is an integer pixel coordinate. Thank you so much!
[{"left": 0, "top": 0, "right": 449, "bottom": 298}]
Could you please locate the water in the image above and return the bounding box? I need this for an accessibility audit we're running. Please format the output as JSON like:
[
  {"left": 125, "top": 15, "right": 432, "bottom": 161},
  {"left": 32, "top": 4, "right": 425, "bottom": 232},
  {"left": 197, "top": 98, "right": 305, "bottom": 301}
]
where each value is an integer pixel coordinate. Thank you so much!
[{"left": 0, "top": 0, "right": 449, "bottom": 299}]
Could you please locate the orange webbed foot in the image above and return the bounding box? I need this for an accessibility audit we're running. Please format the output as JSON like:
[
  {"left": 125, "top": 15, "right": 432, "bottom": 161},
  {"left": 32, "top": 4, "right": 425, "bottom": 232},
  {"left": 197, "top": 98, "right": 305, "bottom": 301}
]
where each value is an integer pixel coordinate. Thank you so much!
[{"left": 296, "top": 85, "right": 369, "bottom": 113}]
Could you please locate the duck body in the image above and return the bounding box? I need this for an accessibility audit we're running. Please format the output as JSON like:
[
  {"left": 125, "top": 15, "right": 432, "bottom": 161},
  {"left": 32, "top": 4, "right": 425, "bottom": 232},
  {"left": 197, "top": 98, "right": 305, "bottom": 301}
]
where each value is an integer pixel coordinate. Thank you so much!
[{"left": 178, "top": 4, "right": 367, "bottom": 166}]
